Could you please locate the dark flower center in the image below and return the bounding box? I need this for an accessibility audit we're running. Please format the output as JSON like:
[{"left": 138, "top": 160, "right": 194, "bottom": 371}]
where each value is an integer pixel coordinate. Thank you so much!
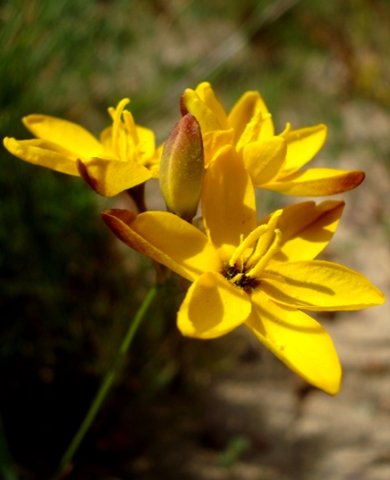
[{"left": 222, "top": 264, "right": 260, "bottom": 294}]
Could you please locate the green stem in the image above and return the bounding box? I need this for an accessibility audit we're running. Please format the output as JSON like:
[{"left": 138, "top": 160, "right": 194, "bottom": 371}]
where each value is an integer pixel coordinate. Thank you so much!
[{"left": 52, "top": 285, "right": 158, "bottom": 479}]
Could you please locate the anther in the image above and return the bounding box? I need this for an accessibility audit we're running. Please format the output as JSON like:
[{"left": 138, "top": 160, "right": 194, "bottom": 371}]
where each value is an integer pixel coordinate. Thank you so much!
[
  {"left": 228, "top": 225, "right": 268, "bottom": 268},
  {"left": 246, "top": 209, "right": 282, "bottom": 269},
  {"left": 248, "top": 228, "right": 282, "bottom": 278}
]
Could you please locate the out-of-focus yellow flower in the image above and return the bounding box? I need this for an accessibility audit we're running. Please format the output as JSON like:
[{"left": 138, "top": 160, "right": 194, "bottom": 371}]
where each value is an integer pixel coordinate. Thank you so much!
[
  {"left": 182, "top": 82, "right": 364, "bottom": 196},
  {"left": 102, "top": 146, "right": 384, "bottom": 395},
  {"left": 3, "top": 99, "right": 160, "bottom": 196},
  {"left": 159, "top": 113, "right": 204, "bottom": 222}
]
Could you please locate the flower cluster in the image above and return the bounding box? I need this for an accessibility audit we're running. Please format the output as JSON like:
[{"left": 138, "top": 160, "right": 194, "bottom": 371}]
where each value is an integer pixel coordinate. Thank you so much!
[
  {"left": 4, "top": 82, "right": 384, "bottom": 395},
  {"left": 4, "top": 98, "right": 160, "bottom": 196}
]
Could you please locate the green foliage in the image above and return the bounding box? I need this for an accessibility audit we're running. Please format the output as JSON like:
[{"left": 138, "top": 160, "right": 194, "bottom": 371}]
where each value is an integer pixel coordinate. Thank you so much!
[{"left": 218, "top": 434, "right": 251, "bottom": 468}]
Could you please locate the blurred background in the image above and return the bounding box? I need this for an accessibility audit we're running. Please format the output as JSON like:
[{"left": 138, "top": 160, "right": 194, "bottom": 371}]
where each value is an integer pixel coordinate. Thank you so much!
[{"left": 1, "top": 1, "right": 389, "bottom": 479}]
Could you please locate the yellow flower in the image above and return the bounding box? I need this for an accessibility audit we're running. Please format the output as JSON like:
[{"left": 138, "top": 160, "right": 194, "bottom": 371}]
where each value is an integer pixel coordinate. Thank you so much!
[
  {"left": 102, "top": 146, "right": 384, "bottom": 395},
  {"left": 3, "top": 99, "right": 160, "bottom": 196},
  {"left": 182, "top": 82, "right": 364, "bottom": 196}
]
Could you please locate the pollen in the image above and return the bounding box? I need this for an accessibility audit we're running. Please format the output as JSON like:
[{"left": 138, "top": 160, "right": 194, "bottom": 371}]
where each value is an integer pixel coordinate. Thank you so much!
[
  {"left": 224, "top": 209, "right": 282, "bottom": 293},
  {"left": 222, "top": 264, "right": 260, "bottom": 294}
]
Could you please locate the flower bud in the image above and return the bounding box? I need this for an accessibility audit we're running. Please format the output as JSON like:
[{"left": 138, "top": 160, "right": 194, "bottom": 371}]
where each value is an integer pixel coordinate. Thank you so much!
[{"left": 159, "top": 113, "right": 204, "bottom": 222}]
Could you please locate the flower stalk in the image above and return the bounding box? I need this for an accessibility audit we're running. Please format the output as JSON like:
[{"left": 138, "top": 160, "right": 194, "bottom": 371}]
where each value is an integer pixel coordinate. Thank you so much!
[{"left": 52, "top": 285, "right": 158, "bottom": 479}]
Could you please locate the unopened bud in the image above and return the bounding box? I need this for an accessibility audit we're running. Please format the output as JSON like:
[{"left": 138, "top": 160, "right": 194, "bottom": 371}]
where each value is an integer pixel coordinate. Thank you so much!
[{"left": 159, "top": 113, "right": 204, "bottom": 222}]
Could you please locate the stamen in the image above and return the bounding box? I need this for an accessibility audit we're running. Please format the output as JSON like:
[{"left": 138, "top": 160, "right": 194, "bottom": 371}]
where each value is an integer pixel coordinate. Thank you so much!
[
  {"left": 123, "top": 110, "right": 138, "bottom": 145},
  {"left": 280, "top": 121, "right": 292, "bottom": 137},
  {"left": 223, "top": 210, "right": 283, "bottom": 294},
  {"left": 228, "top": 225, "right": 268, "bottom": 268},
  {"left": 246, "top": 209, "right": 282, "bottom": 269},
  {"left": 221, "top": 264, "right": 260, "bottom": 293},
  {"left": 248, "top": 228, "right": 282, "bottom": 277},
  {"left": 230, "top": 272, "right": 244, "bottom": 284},
  {"left": 111, "top": 98, "right": 130, "bottom": 155},
  {"left": 107, "top": 106, "right": 115, "bottom": 120}
]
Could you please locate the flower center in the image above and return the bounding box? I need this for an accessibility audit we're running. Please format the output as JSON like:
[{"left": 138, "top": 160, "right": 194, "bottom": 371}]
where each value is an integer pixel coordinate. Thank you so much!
[
  {"left": 221, "top": 210, "right": 282, "bottom": 294},
  {"left": 222, "top": 264, "right": 261, "bottom": 293},
  {"left": 109, "top": 99, "right": 141, "bottom": 162}
]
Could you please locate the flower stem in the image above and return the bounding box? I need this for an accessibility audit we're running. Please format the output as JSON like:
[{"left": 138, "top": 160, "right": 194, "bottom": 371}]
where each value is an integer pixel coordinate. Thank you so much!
[
  {"left": 52, "top": 285, "right": 159, "bottom": 479},
  {"left": 127, "top": 183, "right": 147, "bottom": 213}
]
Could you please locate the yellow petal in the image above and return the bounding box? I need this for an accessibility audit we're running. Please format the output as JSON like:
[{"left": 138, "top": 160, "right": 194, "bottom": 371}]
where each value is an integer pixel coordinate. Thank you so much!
[
  {"left": 242, "top": 136, "right": 286, "bottom": 185},
  {"left": 135, "top": 126, "right": 156, "bottom": 160},
  {"left": 202, "top": 129, "right": 235, "bottom": 167},
  {"left": 22, "top": 114, "right": 103, "bottom": 159},
  {"left": 247, "top": 292, "right": 341, "bottom": 395},
  {"left": 193, "top": 82, "right": 229, "bottom": 129},
  {"left": 281, "top": 124, "right": 327, "bottom": 173},
  {"left": 148, "top": 145, "right": 162, "bottom": 177},
  {"left": 265, "top": 201, "right": 345, "bottom": 262},
  {"left": 182, "top": 89, "right": 223, "bottom": 132},
  {"left": 228, "top": 91, "right": 274, "bottom": 142},
  {"left": 235, "top": 109, "right": 271, "bottom": 151},
  {"left": 202, "top": 146, "right": 257, "bottom": 256},
  {"left": 101, "top": 210, "right": 220, "bottom": 281},
  {"left": 262, "top": 260, "right": 385, "bottom": 311},
  {"left": 78, "top": 157, "right": 152, "bottom": 196},
  {"left": 265, "top": 168, "right": 365, "bottom": 196},
  {"left": 99, "top": 125, "right": 113, "bottom": 150},
  {"left": 177, "top": 271, "right": 251, "bottom": 339},
  {"left": 3, "top": 137, "right": 79, "bottom": 175}
]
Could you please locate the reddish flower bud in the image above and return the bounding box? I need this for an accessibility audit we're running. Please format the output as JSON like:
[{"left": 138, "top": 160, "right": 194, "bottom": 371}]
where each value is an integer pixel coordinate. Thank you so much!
[{"left": 159, "top": 113, "right": 204, "bottom": 221}]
